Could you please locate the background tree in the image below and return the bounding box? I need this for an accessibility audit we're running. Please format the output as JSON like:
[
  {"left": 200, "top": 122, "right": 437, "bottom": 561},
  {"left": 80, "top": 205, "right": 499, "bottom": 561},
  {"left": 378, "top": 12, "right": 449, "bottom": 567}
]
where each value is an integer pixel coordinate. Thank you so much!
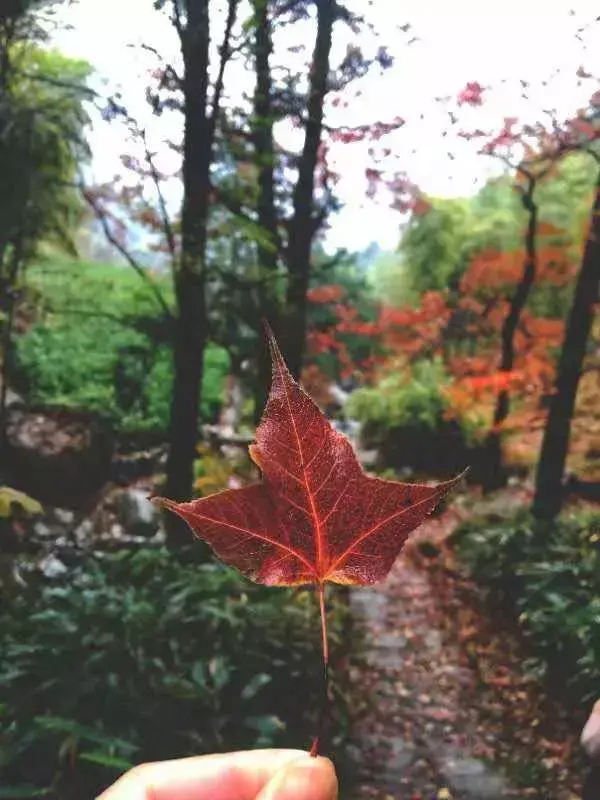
[
  {"left": 533, "top": 158, "right": 600, "bottom": 519},
  {"left": 0, "top": 0, "right": 91, "bottom": 451}
]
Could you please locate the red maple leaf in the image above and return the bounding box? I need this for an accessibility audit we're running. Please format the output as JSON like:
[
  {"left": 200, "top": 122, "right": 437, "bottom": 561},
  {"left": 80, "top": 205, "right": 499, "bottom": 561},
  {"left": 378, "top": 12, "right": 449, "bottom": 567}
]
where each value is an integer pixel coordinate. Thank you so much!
[
  {"left": 153, "top": 325, "right": 466, "bottom": 753},
  {"left": 155, "top": 328, "right": 463, "bottom": 588}
]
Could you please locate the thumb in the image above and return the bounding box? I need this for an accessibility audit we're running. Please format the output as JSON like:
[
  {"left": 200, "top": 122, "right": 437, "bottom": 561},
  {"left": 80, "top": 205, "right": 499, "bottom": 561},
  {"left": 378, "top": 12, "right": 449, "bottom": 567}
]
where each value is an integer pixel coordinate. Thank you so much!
[{"left": 256, "top": 756, "right": 338, "bottom": 800}]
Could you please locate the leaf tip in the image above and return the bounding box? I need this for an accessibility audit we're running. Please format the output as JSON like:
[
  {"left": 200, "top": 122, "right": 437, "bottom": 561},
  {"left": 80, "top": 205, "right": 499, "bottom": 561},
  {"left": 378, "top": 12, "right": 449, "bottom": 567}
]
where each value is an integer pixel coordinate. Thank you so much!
[
  {"left": 262, "top": 319, "right": 289, "bottom": 375},
  {"left": 149, "top": 495, "right": 179, "bottom": 512}
]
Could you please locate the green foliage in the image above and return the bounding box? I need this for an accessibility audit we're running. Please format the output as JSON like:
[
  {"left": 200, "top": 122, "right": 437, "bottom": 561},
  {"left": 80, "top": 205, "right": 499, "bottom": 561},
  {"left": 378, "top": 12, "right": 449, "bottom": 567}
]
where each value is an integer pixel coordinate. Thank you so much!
[
  {"left": 13, "top": 257, "right": 230, "bottom": 432},
  {"left": 0, "top": 44, "right": 91, "bottom": 265},
  {"left": 384, "top": 158, "right": 597, "bottom": 306},
  {"left": 400, "top": 197, "right": 476, "bottom": 294},
  {"left": 466, "top": 175, "right": 524, "bottom": 254},
  {"left": 347, "top": 358, "right": 452, "bottom": 431},
  {"left": 535, "top": 152, "right": 598, "bottom": 254},
  {"left": 346, "top": 359, "right": 483, "bottom": 475},
  {"left": 455, "top": 507, "right": 600, "bottom": 705},
  {"left": 0, "top": 547, "right": 350, "bottom": 799},
  {"left": 369, "top": 251, "right": 413, "bottom": 307}
]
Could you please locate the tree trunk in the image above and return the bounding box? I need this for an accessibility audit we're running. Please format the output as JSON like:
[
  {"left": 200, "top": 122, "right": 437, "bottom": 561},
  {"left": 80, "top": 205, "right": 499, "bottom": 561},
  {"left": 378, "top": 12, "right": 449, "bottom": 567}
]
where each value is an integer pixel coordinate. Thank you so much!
[
  {"left": 482, "top": 179, "right": 538, "bottom": 492},
  {"left": 283, "top": 0, "right": 335, "bottom": 379},
  {"left": 252, "top": 0, "right": 280, "bottom": 421},
  {"left": 164, "top": 0, "right": 211, "bottom": 544},
  {"left": 0, "top": 238, "right": 23, "bottom": 477},
  {"left": 532, "top": 169, "right": 600, "bottom": 520}
]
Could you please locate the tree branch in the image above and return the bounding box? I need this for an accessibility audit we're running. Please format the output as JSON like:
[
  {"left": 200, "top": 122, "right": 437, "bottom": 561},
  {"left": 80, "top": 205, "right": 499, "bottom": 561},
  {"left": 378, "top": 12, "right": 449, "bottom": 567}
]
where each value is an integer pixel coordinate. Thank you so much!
[
  {"left": 82, "top": 185, "right": 174, "bottom": 322},
  {"left": 208, "top": 0, "right": 240, "bottom": 146},
  {"left": 139, "top": 127, "right": 178, "bottom": 274},
  {"left": 170, "top": 0, "right": 184, "bottom": 41},
  {"left": 131, "top": 43, "right": 184, "bottom": 90}
]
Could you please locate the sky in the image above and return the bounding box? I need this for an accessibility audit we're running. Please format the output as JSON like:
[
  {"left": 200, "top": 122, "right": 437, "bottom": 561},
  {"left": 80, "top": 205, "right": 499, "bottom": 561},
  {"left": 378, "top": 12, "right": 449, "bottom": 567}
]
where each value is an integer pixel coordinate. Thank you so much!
[{"left": 51, "top": 0, "right": 600, "bottom": 254}]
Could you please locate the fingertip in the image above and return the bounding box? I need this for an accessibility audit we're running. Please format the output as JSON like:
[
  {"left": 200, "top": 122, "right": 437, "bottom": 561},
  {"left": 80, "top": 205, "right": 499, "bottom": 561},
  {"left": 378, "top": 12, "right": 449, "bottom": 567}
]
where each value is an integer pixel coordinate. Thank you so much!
[{"left": 256, "top": 755, "right": 338, "bottom": 800}]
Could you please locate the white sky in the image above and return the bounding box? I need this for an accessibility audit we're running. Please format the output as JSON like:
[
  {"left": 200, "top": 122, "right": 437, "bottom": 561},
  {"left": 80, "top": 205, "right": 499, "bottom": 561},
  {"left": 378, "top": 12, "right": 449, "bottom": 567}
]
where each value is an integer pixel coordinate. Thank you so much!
[{"left": 51, "top": 0, "right": 600, "bottom": 253}]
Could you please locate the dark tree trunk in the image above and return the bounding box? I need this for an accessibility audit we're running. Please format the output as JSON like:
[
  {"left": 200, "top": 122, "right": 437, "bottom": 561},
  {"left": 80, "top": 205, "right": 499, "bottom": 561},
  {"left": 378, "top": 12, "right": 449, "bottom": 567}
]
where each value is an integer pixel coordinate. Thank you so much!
[
  {"left": 283, "top": 0, "right": 334, "bottom": 379},
  {"left": 0, "top": 238, "right": 23, "bottom": 477},
  {"left": 164, "top": 0, "right": 211, "bottom": 544},
  {"left": 252, "top": 0, "right": 280, "bottom": 421},
  {"left": 482, "top": 178, "right": 538, "bottom": 492},
  {"left": 532, "top": 170, "right": 600, "bottom": 520}
]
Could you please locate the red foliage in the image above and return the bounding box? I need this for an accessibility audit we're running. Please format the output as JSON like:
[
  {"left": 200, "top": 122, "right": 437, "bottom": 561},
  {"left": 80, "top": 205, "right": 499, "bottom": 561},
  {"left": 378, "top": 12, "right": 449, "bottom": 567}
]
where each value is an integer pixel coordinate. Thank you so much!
[
  {"left": 373, "top": 238, "right": 576, "bottom": 428},
  {"left": 329, "top": 116, "right": 405, "bottom": 144},
  {"left": 457, "top": 81, "right": 485, "bottom": 106},
  {"left": 306, "top": 284, "right": 346, "bottom": 304}
]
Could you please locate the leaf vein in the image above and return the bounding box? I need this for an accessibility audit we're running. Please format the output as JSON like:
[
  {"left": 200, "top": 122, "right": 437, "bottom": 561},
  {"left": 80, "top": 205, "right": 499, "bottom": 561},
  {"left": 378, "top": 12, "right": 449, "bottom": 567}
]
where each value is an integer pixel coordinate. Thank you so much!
[
  {"left": 188, "top": 509, "right": 314, "bottom": 574},
  {"left": 326, "top": 490, "right": 437, "bottom": 575}
]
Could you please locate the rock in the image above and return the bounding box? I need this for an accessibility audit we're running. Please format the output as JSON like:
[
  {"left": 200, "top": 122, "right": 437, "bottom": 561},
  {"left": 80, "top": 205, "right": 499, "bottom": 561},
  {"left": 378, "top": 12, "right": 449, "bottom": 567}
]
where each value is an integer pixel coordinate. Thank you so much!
[
  {"left": 0, "top": 375, "right": 23, "bottom": 409},
  {"left": 357, "top": 448, "right": 379, "bottom": 468},
  {"left": 376, "top": 632, "right": 408, "bottom": 649},
  {"left": 437, "top": 749, "right": 509, "bottom": 798},
  {"left": 4, "top": 404, "right": 114, "bottom": 510},
  {"left": 386, "top": 737, "right": 416, "bottom": 773},
  {"left": 111, "top": 444, "right": 167, "bottom": 485},
  {"left": 115, "top": 488, "right": 159, "bottom": 535},
  {"left": 39, "top": 554, "right": 68, "bottom": 579},
  {"left": 107, "top": 522, "right": 124, "bottom": 541},
  {"left": 32, "top": 520, "right": 54, "bottom": 540},
  {"left": 74, "top": 519, "right": 94, "bottom": 548},
  {"left": 52, "top": 508, "right": 75, "bottom": 526}
]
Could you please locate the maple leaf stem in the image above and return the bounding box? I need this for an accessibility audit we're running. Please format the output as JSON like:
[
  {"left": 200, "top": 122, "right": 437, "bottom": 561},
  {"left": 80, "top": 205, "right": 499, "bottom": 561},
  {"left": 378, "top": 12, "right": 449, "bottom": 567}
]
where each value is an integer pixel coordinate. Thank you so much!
[
  {"left": 319, "top": 581, "right": 329, "bottom": 667},
  {"left": 310, "top": 582, "right": 329, "bottom": 758}
]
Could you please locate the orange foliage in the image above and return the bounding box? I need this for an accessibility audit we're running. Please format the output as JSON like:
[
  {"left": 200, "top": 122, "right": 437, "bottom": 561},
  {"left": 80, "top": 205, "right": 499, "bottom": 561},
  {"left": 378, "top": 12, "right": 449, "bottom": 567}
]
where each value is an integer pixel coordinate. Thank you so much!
[
  {"left": 372, "top": 242, "right": 575, "bottom": 430},
  {"left": 459, "top": 246, "right": 576, "bottom": 297},
  {"left": 306, "top": 236, "right": 578, "bottom": 447},
  {"left": 307, "top": 284, "right": 346, "bottom": 303}
]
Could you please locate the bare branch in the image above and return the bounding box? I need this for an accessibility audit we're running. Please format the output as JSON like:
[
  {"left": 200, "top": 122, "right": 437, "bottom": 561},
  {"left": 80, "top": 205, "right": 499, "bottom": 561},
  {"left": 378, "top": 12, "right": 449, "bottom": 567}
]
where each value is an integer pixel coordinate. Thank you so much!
[
  {"left": 130, "top": 43, "right": 184, "bottom": 90},
  {"left": 82, "top": 184, "right": 174, "bottom": 322},
  {"left": 170, "top": 0, "right": 184, "bottom": 42},
  {"left": 139, "top": 128, "right": 178, "bottom": 274},
  {"left": 208, "top": 0, "right": 240, "bottom": 144}
]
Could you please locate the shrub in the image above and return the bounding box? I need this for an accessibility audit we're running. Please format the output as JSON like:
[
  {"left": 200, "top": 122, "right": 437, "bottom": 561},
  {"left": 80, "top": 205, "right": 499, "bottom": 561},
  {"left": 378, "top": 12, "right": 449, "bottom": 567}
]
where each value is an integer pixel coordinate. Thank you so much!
[
  {"left": 346, "top": 358, "right": 451, "bottom": 432},
  {"left": 454, "top": 507, "right": 600, "bottom": 706},
  {"left": 13, "top": 257, "right": 230, "bottom": 433},
  {"left": 346, "top": 359, "right": 480, "bottom": 475},
  {"left": 0, "top": 547, "right": 351, "bottom": 799}
]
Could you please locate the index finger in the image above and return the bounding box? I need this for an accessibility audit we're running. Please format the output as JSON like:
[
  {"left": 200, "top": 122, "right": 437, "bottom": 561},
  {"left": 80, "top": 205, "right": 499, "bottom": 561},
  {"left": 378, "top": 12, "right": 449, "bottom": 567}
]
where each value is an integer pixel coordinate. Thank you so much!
[{"left": 96, "top": 749, "right": 320, "bottom": 800}]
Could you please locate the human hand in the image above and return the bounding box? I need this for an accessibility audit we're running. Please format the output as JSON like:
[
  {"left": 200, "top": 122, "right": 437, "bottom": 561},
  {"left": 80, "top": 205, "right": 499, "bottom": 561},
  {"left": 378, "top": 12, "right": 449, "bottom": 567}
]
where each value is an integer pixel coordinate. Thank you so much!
[{"left": 97, "top": 748, "right": 338, "bottom": 800}]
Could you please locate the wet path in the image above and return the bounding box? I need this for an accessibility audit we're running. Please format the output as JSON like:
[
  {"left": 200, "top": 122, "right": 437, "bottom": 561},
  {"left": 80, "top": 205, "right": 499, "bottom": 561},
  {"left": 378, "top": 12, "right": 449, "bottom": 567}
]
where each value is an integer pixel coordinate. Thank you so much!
[{"left": 346, "top": 514, "right": 513, "bottom": 800}]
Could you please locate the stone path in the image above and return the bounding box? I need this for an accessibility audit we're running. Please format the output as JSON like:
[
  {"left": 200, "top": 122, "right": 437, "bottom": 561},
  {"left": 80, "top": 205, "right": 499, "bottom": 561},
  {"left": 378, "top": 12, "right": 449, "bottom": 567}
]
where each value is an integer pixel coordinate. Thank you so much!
[{"left": 346, "top": 513, "right": 514, "bottom": 800}]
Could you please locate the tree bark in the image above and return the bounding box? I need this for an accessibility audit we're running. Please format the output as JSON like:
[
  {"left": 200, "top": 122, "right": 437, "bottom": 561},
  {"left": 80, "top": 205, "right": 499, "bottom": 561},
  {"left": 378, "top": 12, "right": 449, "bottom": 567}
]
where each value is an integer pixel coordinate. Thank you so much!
[
  {"left": 532, "top": 169, "right": 600, "bottom": 520},
  {"left": 252, "top": 0, "right": 280, "bottom": 421},
  {"left": 164, "top": 0, "right": 212, "bottom": 544},
  {"left": 283, "top": 0, "right": 334, "bottom": 379},
  {"left": 0, "top": 238, "right": 23, "bottom": 476},
  {"left": 482, "top": 178, "right": 538, "bottom": 492}
]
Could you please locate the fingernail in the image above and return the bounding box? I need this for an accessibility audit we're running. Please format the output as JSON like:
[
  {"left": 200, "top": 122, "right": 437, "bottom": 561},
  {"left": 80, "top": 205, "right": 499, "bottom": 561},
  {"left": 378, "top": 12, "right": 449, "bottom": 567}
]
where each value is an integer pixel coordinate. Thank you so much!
[{"left": 258, "top": 756, "right": 338, "bottom": 800}]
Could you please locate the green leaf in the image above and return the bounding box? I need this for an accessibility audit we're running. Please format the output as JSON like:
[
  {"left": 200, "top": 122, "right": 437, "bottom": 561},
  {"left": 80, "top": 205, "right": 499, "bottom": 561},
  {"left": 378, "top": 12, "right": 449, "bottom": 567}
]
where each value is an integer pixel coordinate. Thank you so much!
[
  {"left": 208, "top": 656, "right": 231, "bottom": 690},
  {"left": 33, "top": 717, "right": 138, "bottom": 755},
  {"left": 79, "top": 750, "right": 134, "bottom": 771},
  {"left": 0, "top": 787, "right": 51, "bottom": 798},
  {"left": 241, "top": 673, "right": 272, "bottom": 700},
  {"left": 191, "top": 661, "right": 207, "bottom": 690},
  {"left": 245, "top": 715, "right": 285, "bottom": 737}
]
